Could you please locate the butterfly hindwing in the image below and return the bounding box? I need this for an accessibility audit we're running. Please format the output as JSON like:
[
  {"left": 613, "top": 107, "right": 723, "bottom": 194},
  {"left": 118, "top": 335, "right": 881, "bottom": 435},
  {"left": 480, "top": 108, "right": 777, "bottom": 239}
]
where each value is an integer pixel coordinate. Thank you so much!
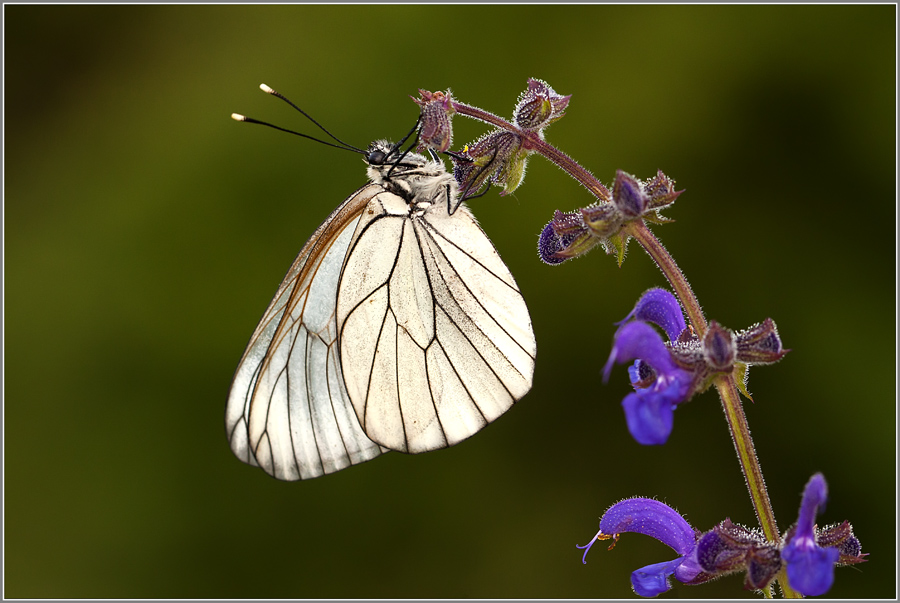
[{"left": 225, "top": 184, "right": 387, "bottom": 480}]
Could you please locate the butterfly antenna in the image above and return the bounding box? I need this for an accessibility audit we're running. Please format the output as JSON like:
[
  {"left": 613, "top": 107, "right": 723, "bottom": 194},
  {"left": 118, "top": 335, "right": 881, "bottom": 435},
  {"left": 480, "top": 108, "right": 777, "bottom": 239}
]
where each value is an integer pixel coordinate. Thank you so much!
[
  {"left": 231, "top": 113, "right": 365, "bottom": 154},
  {"left": 386, "top": 116, "right": 424, "bottom": 179},
  {"left": 258, "top": 84, "right": 366, "bottom": 152},
  {"left": 391, "top": 115, "right": 422, "bottom": 153}
]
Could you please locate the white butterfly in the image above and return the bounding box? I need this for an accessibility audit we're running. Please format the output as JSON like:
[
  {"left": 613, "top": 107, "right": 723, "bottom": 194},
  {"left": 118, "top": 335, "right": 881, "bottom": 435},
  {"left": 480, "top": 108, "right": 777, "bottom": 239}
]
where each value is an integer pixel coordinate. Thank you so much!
[{"left": 226, "top": 90, "right": 536, "bottom": 480}]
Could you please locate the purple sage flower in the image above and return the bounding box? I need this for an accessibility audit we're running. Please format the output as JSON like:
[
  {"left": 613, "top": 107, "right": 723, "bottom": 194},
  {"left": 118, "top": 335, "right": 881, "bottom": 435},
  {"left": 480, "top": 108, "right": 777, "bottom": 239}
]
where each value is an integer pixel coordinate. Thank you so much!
[
  {"left": 578, "top": 498, "right": 701, "bottom": 597},
  {"left": 603, "top": 288, "right": 789, "bottom": 444},
  {"left": 782, "top": 473, "right": 841, "bottom": 596},
  {"left": 603, "top": 289, "right": 694, "bottom": 445},
  {"left": 579, "top": 475, "right": 864, "bottom": 597}
]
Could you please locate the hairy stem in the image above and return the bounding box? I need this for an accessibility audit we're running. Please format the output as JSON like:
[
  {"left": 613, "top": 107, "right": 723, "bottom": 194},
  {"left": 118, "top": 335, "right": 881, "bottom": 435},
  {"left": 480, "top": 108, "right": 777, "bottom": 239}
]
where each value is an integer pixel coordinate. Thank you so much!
[
  {"left": 449, "top": 100, "right": 612, "bottom": 201},
  {"left": 631, "top": 222, "right": 799, "bottom": 598},
  {"left": 449, "top": 99, "right": 799, "bottom": 596},
  {"left": 627, "top": 222, "right": 706, "bottom": 334}
]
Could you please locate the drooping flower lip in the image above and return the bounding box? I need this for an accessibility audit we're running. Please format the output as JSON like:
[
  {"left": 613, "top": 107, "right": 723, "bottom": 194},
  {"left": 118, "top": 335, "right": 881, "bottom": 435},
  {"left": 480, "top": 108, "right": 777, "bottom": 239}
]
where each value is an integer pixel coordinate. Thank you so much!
[
  {"left": 603, "top": 321, "right": 682, "bottom": 384},
  {"left": 603, "top": 291, "right": 694, "bottom": 445}
]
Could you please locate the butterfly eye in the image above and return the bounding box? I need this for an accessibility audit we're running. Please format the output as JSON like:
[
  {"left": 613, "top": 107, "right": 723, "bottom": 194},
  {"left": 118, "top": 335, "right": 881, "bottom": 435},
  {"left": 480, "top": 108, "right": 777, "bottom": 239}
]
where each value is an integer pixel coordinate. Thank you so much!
[{"left": 367, "top": 149, "right": 387, "bottom": 165}]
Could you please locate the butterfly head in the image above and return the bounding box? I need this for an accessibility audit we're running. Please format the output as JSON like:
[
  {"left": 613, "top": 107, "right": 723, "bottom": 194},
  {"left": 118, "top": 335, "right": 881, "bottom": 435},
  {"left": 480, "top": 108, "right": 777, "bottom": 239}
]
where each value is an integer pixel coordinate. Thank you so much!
[
  {"left": 364, "top": 140, "right": 458, "bottom": 212},
  {"left": 364, "top": 140, "right": 428, "bottom": 177}
]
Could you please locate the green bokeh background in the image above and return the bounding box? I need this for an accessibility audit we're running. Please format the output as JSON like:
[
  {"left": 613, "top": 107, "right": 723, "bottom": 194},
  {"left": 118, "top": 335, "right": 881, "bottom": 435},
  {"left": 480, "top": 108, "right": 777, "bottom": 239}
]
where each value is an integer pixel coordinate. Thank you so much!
[{"left": 5, "top": 5, "right": 895, "bottom": 599}]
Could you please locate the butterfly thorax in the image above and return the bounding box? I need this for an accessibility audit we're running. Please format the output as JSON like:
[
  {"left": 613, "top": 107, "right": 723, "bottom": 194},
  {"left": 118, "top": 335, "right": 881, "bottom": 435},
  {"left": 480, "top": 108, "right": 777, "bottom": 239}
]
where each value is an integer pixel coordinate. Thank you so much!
[{"left": 364, "top": 140, "right": 458, "bottom": 215}]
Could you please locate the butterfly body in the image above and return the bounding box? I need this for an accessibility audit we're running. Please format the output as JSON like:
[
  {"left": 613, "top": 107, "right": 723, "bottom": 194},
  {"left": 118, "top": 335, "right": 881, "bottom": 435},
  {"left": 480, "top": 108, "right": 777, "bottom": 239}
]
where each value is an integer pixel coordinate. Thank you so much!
[{"left": 226, "top": 141, "right": 535, "bottom": 480}]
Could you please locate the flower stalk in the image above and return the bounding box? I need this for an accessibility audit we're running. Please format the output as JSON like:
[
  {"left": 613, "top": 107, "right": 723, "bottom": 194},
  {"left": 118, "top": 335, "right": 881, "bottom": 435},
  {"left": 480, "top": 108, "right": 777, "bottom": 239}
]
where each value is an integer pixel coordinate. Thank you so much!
[
  {"left": 625, "top": 221, "right": 705, "bottom": 334},
  {"left": 414, "top": 79, "right": 863, "bottom": 597},
  {"left": 627, "top": 220, "right": 779, "bottom": 549},
  {"left": 460, "top": 91, "right": 781, "bottom": 557},
  {"left": 432, "top": 81, "right": 779, "bottom": 545},
  {"left": 485, "top": 106, "right": 781, "bottom": 561},
  {"left": 448, "top": 97, "right": 613, "bottom": 202}
]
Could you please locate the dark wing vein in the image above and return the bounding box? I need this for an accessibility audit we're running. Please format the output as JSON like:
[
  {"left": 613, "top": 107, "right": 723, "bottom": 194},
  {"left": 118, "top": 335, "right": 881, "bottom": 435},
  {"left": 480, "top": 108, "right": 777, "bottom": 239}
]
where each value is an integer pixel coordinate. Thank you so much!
[
  {"left": 417, "top": 224, "right": 521, "bottom": 401},
  {"left": 409, "top": 217, "right": 451, "bottom": 447},
  {"left": 421, "top": 219, "right": 535, "bottom": 361}
]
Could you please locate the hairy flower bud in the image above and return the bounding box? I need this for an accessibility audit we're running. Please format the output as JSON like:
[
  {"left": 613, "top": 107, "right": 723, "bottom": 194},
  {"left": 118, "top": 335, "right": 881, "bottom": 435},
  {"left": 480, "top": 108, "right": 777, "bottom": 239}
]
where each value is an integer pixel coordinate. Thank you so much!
[
  {"left": 813, "top": 521, "right": 865, "bottom": 565},
  {"left": 413, "top": 89, "right": 454, "bottom": 153},
  {"left": 580, "top": 203, "right": 621, "bottom": 239},
  {"left": 514, "top": 78, "right": 571, "bottom": 130},
  {"left": 703, "top": 321, "right": 736, "bottom": 372},
  {"left": 538, "top": 211, "right": 596, "bottom": 265},
  {"left": 694, "top": 520, "right": 781, "bottom": 590},
  {"left": 452, "top": 130, "right": 526, "bottom": 198},
  {"left": 735, "top": 318, "right": 789, "bottom": 365},
  {"left": 612, "top": 170, "right": 648, "bottom": 217},
  {"left": 643, "top": 170, "right": 683, "bottom": 210}
]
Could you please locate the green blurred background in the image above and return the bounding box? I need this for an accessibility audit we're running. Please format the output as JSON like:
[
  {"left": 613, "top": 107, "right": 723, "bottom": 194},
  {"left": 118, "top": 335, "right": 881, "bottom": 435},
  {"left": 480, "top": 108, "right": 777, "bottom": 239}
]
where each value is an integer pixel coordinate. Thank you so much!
[{"left": 5, "top": 5, "right": 895, "bottom": 598}]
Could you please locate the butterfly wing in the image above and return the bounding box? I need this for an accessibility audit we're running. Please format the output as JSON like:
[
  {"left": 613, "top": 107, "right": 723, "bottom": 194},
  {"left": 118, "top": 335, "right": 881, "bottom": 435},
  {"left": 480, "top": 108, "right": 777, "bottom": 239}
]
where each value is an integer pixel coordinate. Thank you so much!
[
  {"left": 336, "top": 190, "right": 536, "bottom": 453},
  {"left": 225, "top": 183, "right": 388, "bottom": 480}
]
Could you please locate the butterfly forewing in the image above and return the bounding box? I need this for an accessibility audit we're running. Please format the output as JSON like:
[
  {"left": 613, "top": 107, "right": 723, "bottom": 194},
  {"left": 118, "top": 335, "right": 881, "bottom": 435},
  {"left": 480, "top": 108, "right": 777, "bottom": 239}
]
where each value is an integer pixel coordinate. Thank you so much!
[
  {"left": 336, "top": 188, "right": 537, "bottom": 454},
  {"left": 226, "top": 184, "right": 387, "bottom": 480}
]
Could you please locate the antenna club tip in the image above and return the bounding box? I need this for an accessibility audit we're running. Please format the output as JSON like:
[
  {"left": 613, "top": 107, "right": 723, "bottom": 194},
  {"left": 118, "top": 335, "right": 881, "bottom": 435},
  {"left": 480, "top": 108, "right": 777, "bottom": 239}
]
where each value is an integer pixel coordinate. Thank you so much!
[
  {"left": 260, "top": 83, "right": 275, "bottom": 94},
  {"left": 231, "top": 113, "right": 247, "bottom": 121}
]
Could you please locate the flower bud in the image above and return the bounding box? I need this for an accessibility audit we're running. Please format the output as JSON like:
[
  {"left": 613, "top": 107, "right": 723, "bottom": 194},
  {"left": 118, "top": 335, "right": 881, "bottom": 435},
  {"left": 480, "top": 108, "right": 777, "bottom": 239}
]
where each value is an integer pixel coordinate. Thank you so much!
[
  {"left": 695, "top": 519, "right": 781, "bottom": 590},
  {"left": 813, "top": 521, "right": 865, "bottom": 565},
  {"left": 644, "top": 170, "right": 683, "bottom": 210},
  {"left": 514, "top": 78, "right": 571, "bottom": 130},
  {"left": 703, "top": 321, "right": 736, "bottom": 372},
  {"left": 612, "top": 170, "right": 648, "bottom": 217},
  {"left": 735, "top": 318, "right": 788, "bottom": 365},
  {"left": 413, "top": 89, "right": 454, "bottom": 152},
  {"left": 453, "top": 130, "right": 523, "bottom": 197},
  {"left": 537, "top": 211, "right": 596, "bottom": 265},
  {"left": 580, "top": 203, "right": 621, "bottom": 239}
]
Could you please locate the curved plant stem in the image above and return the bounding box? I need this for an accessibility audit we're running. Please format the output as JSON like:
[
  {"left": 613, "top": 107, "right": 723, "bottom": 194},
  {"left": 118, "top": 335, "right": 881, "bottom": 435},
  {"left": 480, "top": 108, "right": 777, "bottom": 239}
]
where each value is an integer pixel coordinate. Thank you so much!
[
  {"left": 628, "top": 223, "right": 771, "bottom": 524},
  {"left": 629, "top": 221, "right": 801, "bottom": 599},
  {"left": 449, "top": 100, "right": 612, "bottom": 201},
  {"left": 507, "top": 131, "right": 783, "bottom": 547},
  {"left": 713, "top": 374, "right": 777, "bottom": 538},
  {"left": 449, "top": 98, "right": 801, "bottom": 597},
  {"left": 627, "top": 222, "right": 706, "bottom": 334}
]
